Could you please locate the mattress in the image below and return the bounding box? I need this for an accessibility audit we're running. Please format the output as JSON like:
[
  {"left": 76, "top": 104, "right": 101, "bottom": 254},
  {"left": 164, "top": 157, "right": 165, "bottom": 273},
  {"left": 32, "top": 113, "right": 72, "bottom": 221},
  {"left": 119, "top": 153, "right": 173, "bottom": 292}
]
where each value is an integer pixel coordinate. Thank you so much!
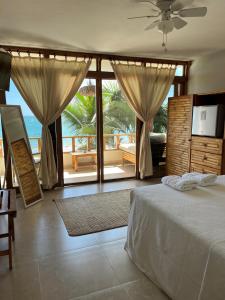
[
  {"left": 125, "top": 176, "right": 225, "bottom": 300},
  {"left": 119, "top": 143, "right": 136, "bottom": 154}
]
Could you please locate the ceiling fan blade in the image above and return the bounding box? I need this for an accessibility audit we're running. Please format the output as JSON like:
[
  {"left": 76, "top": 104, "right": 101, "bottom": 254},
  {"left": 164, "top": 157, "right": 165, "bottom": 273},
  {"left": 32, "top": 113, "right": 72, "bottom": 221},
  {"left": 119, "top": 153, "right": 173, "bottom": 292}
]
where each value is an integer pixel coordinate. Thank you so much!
[
  {"left": 132, "top": 0, "right": 151, "bottom": 2},
  {"left": 171, "top": 17, "right": 187, "bottom": 29},
  {"left": 128, "top": 14, "right": 159, "bottom": 19},
  {"left": 132, "top": 0, "right": 159, "bottom": 8},
  {"left": 179, "top": 7, "right": 207, "bottom": 17},
  {"left": 171, "top": 0, "right": 194, "bottom": 11},
  {"left": 145, "top": 20, "right": 160, "bottom": 30}
]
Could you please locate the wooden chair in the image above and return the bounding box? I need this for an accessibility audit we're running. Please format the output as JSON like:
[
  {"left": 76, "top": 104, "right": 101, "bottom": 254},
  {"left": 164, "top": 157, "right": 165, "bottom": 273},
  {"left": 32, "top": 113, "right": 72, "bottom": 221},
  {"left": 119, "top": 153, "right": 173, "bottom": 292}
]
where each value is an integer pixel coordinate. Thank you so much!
[{"left": 0, "top": 189, "right": 17, "bottom": 269}]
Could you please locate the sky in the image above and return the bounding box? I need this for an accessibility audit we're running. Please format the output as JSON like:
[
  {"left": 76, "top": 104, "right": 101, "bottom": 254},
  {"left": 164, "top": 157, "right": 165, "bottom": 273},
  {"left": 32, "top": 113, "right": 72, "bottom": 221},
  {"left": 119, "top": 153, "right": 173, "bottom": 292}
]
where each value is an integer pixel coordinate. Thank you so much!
[
  {"left": 6, "top": 80, "right": 33, "bottom": 116},
  {"left": 6, "top": 78, "right": 91, "bottom": 116}
]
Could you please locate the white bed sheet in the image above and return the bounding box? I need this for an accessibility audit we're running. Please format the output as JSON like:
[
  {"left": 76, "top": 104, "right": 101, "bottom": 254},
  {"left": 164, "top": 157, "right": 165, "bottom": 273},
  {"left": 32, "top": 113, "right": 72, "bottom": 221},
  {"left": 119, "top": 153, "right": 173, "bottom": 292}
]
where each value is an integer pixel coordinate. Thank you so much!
[{"left": 125, "top": 176, "right": 225, "bottom": 300}]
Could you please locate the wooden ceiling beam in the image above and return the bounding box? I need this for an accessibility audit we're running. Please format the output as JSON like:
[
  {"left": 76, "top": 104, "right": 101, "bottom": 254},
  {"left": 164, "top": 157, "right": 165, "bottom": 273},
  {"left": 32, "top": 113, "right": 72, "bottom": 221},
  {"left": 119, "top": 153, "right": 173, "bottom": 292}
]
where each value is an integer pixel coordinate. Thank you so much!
[{"left": 0, "top": 44, "right": 192, "bottom": 66}]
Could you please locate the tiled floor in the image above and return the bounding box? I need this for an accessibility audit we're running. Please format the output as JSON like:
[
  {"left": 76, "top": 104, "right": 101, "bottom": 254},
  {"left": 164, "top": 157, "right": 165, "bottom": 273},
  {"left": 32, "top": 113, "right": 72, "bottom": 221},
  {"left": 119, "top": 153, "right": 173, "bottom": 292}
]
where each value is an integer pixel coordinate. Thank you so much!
[
  {"left": 0, "top": 178, "right": 169, "bottom": 300},
  {"left": 64, "top": 164, "right": 135, "bottom": 184}
]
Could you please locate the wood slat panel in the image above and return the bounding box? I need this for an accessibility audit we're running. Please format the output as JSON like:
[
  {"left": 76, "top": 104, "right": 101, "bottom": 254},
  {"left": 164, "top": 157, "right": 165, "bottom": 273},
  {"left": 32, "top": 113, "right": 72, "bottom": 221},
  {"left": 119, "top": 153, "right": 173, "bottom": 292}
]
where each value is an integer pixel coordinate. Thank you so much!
[
  {"left": 191, "top": 150, "right": 222, "bottom": 170},
  {"left": 190, "top": 163, "right": 221, "bottom": 175},
  {"left": 166, "top": 96, "right": 193, "bottom": 175},
  {"left": 191, "top": 136, "right": 223, "bottom": 155}
]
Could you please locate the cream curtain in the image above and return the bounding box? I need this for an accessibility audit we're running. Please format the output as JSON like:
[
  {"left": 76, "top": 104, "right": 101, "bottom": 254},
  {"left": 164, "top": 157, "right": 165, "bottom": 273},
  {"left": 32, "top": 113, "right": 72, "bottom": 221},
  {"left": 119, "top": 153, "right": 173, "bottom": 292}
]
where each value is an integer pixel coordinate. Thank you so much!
[
  {"left": 11, "top": 56, "right": 91, "bottom": 189},
  {"left": 111, "top": 62, "right": 176, "bottom": 179}
]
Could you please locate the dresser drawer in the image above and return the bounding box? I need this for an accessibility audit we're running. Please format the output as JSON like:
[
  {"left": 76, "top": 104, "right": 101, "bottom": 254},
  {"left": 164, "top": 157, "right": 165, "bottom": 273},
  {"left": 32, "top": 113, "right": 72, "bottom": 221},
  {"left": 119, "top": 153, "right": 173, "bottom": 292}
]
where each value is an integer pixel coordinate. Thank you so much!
[
  {"left": 190, "top": 163, "right": 221, "bottom": 175},
  {"left": 191, "top": 136, "right": 223, "bottom": 155},
  {"left": 191, "top": 150, "right": 222, "bottom": 169}
]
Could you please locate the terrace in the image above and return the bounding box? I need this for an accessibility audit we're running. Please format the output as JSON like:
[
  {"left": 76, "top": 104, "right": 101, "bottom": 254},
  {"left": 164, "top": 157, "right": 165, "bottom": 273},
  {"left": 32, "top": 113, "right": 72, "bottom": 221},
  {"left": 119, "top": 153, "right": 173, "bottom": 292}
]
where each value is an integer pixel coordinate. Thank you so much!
[
  {"left": 0, "top": 130, "right": 167, "bottom": 186},
  {"left": 0, "top": 133, "right": 137, "bottom": 185}
]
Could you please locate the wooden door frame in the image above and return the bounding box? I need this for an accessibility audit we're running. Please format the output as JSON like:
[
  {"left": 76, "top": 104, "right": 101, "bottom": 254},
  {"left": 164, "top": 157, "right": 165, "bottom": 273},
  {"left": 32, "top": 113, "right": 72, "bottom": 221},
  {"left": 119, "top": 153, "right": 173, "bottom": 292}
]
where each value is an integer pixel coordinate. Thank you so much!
[
  {"left": 2, "top": 45, "right": 190, "bottom": 187},
  {"left": 58, "top": 74, "right": 188, "bottom": 185}
]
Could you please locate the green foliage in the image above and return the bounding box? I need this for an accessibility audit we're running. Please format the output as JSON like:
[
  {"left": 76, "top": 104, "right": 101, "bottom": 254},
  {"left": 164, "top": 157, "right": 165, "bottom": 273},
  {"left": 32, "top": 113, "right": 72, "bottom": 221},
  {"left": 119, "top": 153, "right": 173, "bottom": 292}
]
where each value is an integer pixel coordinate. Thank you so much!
[
  {"left": 62, "top": 92, "right": 96, "bottom": 135},
  {"left": 63, "top": 81, "right": 136, "bottom": 136},
  {"left": 153, "top": 105, "right": 167, "bottom": 133},
  {"left": 63, "top": 81, "right": 168, "bottom": 136}
]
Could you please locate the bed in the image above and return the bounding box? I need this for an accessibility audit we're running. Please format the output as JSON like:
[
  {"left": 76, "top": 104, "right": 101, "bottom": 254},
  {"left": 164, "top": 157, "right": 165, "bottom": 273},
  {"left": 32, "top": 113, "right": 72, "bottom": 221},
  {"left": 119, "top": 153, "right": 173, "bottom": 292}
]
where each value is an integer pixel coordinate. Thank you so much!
[{"left": 125, "top": 176, "right": 225, "bottom": 300}]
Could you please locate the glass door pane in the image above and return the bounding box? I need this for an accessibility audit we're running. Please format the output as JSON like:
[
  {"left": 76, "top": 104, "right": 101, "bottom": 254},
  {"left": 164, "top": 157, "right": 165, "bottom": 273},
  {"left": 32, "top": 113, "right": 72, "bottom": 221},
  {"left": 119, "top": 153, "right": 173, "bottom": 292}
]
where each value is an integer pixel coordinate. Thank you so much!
[
  {"left": 152, "top": 85, "right": 175, "bottom": 177},
  {"left": 102, "top": 80, "right": 136, "bottom": 180},
  {"left": 62, "top": 79, "right": 98, "bottom": 184}
]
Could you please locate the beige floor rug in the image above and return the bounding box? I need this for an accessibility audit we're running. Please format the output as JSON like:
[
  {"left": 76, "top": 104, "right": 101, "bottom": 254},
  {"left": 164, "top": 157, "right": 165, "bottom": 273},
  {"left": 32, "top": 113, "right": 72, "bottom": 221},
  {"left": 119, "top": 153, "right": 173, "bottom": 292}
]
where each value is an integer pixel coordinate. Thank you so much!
[{"left": 54, "top": 189, "right": 131, "bottom": 236}]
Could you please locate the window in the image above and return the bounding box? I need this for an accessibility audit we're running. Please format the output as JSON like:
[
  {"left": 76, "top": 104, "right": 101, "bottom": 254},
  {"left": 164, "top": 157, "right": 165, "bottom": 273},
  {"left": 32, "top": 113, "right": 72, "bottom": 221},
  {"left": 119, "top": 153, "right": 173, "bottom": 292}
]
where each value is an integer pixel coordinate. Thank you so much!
[
  {"left": 153, "top": 85, "right": 174, "bottom": 133},
  {"left": 102, "top": 79, "right": 136, "bottom": 180},
  {"left": 175, "top": 65, "right": 184, "bottom": 76},
  {"left": 61, "top": 79, "right": 98, "bottom": 184}
]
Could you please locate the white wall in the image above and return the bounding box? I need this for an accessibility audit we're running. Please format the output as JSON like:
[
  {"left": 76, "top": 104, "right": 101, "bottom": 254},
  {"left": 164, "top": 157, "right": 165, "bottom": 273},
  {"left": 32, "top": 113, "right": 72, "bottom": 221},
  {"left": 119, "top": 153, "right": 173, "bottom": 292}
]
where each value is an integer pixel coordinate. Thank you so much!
[{"left": 189, "top": 50, "right": 225, "bottom": 94}]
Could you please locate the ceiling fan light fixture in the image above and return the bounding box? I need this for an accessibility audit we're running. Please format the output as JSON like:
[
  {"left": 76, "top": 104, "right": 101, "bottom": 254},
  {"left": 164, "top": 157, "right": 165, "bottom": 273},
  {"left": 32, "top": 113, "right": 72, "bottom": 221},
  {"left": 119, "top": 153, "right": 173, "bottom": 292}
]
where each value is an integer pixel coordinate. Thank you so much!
[
  {"left": 158, "top": 20, "right": 174, "bottom": 34},
  {"left": 130, "top": 0, "right": 208, "bottom": 51}
]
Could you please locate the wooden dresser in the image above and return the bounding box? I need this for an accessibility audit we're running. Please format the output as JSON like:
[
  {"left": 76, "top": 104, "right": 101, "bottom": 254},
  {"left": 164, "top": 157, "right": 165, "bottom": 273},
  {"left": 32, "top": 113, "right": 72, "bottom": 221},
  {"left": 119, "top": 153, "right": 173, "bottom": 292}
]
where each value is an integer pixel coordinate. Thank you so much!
[
  {"left": 166, "top": 95, "right": 193, "bottom": 175},
  {"left": 167, "top": 93, "right": 225, "bottom": 176},
  {"left": 190, "top": 136, "right": 224, "bottom": 175}
]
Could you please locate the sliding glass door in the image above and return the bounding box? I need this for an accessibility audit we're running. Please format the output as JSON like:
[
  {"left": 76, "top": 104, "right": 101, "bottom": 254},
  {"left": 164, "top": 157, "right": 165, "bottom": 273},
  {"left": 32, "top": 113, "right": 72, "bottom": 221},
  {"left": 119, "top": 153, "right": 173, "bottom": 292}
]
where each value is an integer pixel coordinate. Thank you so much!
[
  {"left": 61, "top": 79, "right": 98, "bottom": 184},
  {"left": 102, "top": 80, "right": 136, "bottom": 180}
]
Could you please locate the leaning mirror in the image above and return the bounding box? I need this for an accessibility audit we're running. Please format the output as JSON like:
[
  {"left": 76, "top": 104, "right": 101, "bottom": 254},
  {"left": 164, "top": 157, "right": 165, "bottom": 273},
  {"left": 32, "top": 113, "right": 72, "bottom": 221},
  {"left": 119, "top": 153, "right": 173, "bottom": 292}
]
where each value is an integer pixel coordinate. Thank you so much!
[{"left": 0, "top": 104, "right": 43, "bottom": 207}]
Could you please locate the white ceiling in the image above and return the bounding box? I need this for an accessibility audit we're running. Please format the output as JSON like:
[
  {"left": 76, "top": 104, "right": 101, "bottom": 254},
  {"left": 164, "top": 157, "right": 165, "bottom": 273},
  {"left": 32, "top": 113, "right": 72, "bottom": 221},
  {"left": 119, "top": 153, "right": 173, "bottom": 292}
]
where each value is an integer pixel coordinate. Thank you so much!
[{"left": 0, "top": 0, "right": 224, "bottom": 60}]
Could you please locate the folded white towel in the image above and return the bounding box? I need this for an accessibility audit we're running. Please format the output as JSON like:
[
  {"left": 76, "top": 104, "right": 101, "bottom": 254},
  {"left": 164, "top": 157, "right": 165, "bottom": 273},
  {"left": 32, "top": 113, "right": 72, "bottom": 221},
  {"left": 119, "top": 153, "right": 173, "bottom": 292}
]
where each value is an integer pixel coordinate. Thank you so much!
[
  {"left": 161, "top": 175, "right": 198, "bottom": 192},
  {"left": 182, "top": 172, "right": 217, "bottom": 187}
]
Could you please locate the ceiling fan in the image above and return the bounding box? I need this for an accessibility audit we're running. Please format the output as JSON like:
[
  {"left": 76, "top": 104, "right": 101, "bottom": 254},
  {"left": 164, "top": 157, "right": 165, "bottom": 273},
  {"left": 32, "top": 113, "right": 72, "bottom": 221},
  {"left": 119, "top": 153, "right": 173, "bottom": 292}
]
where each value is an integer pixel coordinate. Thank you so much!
[{"left": 129, "top": 0, "right": 207, "bottom": 51}]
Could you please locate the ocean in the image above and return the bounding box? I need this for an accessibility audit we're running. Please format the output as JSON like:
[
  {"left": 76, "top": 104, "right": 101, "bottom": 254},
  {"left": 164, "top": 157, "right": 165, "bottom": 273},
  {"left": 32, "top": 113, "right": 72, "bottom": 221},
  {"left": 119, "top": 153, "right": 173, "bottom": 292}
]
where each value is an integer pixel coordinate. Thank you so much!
[
  {"left": 22, "top": 115, "right": 75, "bottom": 137},
  {"left": 0, "top": 115, "right": 130, "bottom": 153},
  {"left": 0, "top": 115, "right": 76, "bottom": 154}
]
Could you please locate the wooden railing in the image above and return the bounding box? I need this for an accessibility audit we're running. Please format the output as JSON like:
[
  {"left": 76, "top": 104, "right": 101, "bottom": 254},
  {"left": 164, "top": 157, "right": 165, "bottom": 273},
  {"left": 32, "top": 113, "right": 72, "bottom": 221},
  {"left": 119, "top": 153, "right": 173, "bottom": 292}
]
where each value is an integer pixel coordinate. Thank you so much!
[
  {"left": 0, "top": 133, "right": 136, "bottom": 156},
  {"left": 62, "top": 133, "right": 136, "bottom": 152}
]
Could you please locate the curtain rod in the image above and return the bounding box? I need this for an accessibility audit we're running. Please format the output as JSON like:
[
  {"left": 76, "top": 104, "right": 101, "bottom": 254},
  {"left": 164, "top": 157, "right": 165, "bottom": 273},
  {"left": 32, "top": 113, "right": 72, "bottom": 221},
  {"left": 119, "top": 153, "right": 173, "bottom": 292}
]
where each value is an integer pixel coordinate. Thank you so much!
[{"left": 0, "top": 45, "right": 192, "bottom": 66}]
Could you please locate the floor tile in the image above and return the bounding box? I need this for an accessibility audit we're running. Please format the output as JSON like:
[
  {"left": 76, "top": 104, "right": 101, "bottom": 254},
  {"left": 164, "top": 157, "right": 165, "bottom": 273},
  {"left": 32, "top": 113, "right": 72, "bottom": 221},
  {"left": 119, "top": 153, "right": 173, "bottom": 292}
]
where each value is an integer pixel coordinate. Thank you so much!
[
  {"left": 72, "top": 284, "right": 130, "bottom": 300},
  {"left": 0, "top": 262, "right": 41, "bottom": 300},
  {"left": 38, "top": 248, "right": 120, "bottom": 300},
  {"left": 102, "top": 240, "right": 146, "bottom": 284},
  {"left": 0, "top": 179, "right": 168, "bottom": 300},
  {"left": 125, "top": 278, "right": 170, "bottom": 300}
]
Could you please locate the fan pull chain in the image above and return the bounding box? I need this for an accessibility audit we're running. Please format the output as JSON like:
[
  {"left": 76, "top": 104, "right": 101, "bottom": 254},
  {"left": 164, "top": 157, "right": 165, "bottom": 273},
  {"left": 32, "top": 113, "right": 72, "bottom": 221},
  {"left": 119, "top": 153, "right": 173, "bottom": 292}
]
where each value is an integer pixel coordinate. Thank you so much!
[{"left": 162, "top": 32, "right": 168, "bottom": 53}]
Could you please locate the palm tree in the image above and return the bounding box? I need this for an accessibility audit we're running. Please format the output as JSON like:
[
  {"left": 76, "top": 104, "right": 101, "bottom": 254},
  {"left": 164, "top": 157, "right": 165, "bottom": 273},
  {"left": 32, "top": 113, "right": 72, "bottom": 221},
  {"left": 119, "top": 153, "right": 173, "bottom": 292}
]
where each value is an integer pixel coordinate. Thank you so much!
[
  {"left": 63, "top": 92, "right": 96, "bottom": 135},
  {"left": 62, "top": 81, "right": 167, "bottom": 140},
  {"left": 102, "top": 81, "right": 135, "bottom": 134},
  {"left": 63, "top": 81, "right": 135, "bottom": 136}
]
